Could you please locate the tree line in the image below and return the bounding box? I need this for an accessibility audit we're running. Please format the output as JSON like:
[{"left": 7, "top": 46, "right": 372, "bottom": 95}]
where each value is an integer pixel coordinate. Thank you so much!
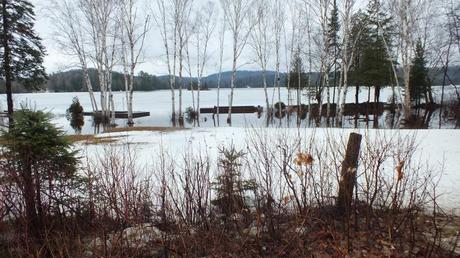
[
  {"left": 2, "top": 0, "right": 460, "bottom": 126},
  {"left": 46, "top": 69, "right": 169, "bottom": 92}
]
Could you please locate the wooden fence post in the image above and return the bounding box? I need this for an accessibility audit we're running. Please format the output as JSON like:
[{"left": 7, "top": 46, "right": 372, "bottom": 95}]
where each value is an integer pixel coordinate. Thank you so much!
[{"left": 337, "top": 133, "right": 362, "bottom": 212}]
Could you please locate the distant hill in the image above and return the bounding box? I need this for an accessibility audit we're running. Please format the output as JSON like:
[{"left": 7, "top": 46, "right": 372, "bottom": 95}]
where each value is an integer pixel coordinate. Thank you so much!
[
  {"left": 45, "top": 69, "right": 169, "bottom": 92},
  {"left": 3, "top": 66, "right": 459, "bottom": 93},
  {"left": 157, "top": 70, "right": 323, "bottom": 89}
]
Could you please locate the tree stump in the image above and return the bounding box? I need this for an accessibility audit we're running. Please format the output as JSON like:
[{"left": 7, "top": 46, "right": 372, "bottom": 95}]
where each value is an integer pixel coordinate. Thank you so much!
[{"left": 337, "top": 133, "right": 362, "bottom": 212}]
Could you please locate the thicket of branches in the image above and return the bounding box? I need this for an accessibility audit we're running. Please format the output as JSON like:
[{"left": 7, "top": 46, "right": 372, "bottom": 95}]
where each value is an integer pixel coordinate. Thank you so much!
[{"left": 0, "top": 114, "right": 457, "bottom": 256}]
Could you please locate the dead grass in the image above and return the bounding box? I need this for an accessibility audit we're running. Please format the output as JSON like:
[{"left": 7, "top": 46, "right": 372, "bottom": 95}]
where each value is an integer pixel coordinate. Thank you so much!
[
  {"left": 67, "top": 135, "right": 120, "bottom": 145},
  {"left": 103, "top": 126, "right": 188, "bottom": 133}
]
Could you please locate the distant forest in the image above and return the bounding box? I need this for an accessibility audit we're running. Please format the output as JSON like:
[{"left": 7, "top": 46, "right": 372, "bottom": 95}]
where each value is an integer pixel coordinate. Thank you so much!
[{"left": 1, "top": 66, "right": 460, "bottom": 93}]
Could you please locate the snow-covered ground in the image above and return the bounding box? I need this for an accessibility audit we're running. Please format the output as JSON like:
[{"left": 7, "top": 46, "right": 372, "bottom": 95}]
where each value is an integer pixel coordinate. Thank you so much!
[
  {"left": 79, "top": 127, "right": 460, "bottom": 215},
  {"left": 1, "top": 88, "right": 459, "bottom": 211},
  {"left": 1, "top": 86, "right": 458, "bottom": 134}
]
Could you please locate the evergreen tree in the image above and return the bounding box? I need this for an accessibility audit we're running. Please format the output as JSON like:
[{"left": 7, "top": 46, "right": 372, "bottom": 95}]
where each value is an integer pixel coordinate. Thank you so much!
[
  {"left": 1, "top": 108, "right": 79, "bottom": 245},
  {"left": 410, "top": 40, "right": 432, "bottom": 106},
  {"left": 211, "top": 146, "right": 256, "bottom": 220},
  {"left": 327, "top": 0, "right": 340, "bottom": 100},
  {"left": 1, "top": 0, "right": 46, "bottom": 123},
  {"left": 287, "top": 48, "right": 308, "bottom": 90},
  {"left": 350, "top": 0, "right": 395, "bottom": 103},
  {"left": 349, "top": 11, "right": 368, "bottom": 103}
]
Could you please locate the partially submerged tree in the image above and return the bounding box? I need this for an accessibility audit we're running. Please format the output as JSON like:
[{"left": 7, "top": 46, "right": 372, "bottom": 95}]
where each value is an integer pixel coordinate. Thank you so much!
[
  {"left": 410, "top": 39, "right": 432, "bottom": 106},
  {"left": 80, "top": 0, "right": 119, "bottom": 123},
  {"left": 119, "top": 0, "right": 150, "bottom": 125},
  {"left": 220, "top": 0, "right": 256, "bottom": 124},
  {"left": 388, "top": 0, "right": 426, "bottom": 120},
  {"left": 336, "top": 0, "right": 358, "bottom": 123},
  {"left": 176, "top": 0, "right": 195, "bottom": 125},
  {"left": 357, "top": 0, "right": 394, "bottom": 104},
  {"left": 249, "top": 0, "right": 272, "bottom": 114},
  {"left": 272, "top": 0, "right": 285, "bottom": 118},
  {"left": 1, "top": 0, "right": 47, "bottom": 124},
  {"left": 153, "top": 0, "right": 194, "bottom": 126},
  {"left": 153, "top": 0, "right": 177, "bottom": 123},
  {"left": 50, "top": 0, "right": 98, "bottom": 113},
  {"left": 216, "top": 12, "right": 226, "bottom": 123},
  {"left": 193, "top": 1, "right": 216, "bottom": 121},
  {"left": 327, "top": 0, "right": 340, "bottom": 110},
  {"left": 287, "top": 48, "right": 308, "bottom": 92}
]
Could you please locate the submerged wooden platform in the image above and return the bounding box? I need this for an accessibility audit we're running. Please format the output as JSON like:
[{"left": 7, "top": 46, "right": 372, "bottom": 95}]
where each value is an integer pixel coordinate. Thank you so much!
[
  {"left": 83, "top": 111, "right": 150, "bottom": 119},
  {"left": 200, "top": 106, "right": 263, "bottom": 114}
]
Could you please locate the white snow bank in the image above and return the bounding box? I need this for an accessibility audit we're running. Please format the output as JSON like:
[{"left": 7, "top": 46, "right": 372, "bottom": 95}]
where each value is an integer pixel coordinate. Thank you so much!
[{"left": 79, "top": 127, "right": 460, "bottom": 214}]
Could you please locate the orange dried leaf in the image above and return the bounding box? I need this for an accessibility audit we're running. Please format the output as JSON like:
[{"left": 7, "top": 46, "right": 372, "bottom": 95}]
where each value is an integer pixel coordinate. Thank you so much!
[{"left": 396, "top": 161, "right": 405, "bottom": 181}]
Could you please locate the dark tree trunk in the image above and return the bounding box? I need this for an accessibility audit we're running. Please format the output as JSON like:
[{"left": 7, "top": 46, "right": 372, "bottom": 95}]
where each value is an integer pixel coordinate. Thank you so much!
[
  {"left": 374, "top": 86, "right": 381, "bottom": 103},
  {"left": 355, "top": 85, "right": 359, "bottom": 105},
  {"left": 337, "top": 133, "right": 362, "bottom": 212},
  {"left": 22, "top": 159, "right": 40, "bottom": 241},
  {"left": 1, "top": 0, "right": 14, "bottom": 125},
  {"left": 428, "top": 89, "right": 434, "bottom": 104}
]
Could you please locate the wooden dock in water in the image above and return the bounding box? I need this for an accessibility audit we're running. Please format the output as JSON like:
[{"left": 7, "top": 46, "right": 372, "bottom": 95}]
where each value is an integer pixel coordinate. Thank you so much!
[
  {"left": 83, "top": 111, "right": 150, "bottom": 119},
  {"left": 200, "top": 106, "right": 263, "bottom": 114}
]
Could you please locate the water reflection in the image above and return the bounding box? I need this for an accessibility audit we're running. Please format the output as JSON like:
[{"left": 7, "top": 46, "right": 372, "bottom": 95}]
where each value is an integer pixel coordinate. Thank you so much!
[
  {"left": 69, "top": 103, "right": 459, "bottom": 134},
  {"left": 68, "top": 114, "right": 84, "bottom": 134}
]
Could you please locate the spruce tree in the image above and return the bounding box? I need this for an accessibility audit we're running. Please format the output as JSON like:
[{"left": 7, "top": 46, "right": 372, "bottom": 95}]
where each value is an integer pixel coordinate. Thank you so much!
[
  {"left": 410, "top": 40, "right": 432, "bottom": 106},
  {"left": 351, "top": 0, "right": 394, "bottom": 103},
  {"left": 327, "top": 0, "right": 340, "bottom": 102},
  {"left": 1, "top": 107, "right": 79, "bottom": 245},
  {"left": 1, "top": 0, "right": 46, "bottom": 124}
]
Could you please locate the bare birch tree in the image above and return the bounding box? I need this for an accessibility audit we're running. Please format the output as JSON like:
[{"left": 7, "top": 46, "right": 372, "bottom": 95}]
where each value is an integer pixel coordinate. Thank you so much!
[
  {"left": 216, "top": 14, "right": 226, "bottom": 124},
  {"left": 193, "top": 2, "right": 216, "bottom": 122},
  {"left": 80, "top": 0, "right": 118, "bottom": 121},
  {"left": 49, "top": 0, "right": 98, "bottom": 113},
  {"left": 153, "top": 0, "right": 177, "bottom": 124},
  {"left": 119, "top": 0, "right": 150, "bottom": 125},
  {"left": 284, "top": 1, "right": 301, "bottom": 111},
  {"left": 388, "top": 0, "right": 427, "bottom": 120},
  {"left": 336, "top": 0, "right": 357, "bottom": 124},
  {"left": 315, "top": 0, "right": 332, "bottom": 120},
  {"left": 220, "top": 0, "right": 256, "bottom": 124},
  {"left": 272, "top": 0, "right": 285, "bottom": 118},
  {"left": 176, "top": 0, "right": 195, "bottom": 125},
  {"left": 249, "top": 0, "right": 271, "bottom": 114}
]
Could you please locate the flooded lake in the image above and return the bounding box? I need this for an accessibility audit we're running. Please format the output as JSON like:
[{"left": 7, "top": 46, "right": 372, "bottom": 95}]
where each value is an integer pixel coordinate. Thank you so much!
[{"left": 1, "top": 86, "right": 459, "bottom": 134}]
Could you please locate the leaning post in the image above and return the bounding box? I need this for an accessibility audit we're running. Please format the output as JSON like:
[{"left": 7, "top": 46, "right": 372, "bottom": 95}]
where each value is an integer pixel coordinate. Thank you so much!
[{"left": 337, "top": 132, "right": 362, "bottom": 212}]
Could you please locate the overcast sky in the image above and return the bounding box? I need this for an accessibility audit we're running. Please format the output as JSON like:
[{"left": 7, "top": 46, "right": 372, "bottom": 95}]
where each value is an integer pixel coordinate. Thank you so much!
[
  {"left": 30, "top": 0, "right": 375, "bottom": 76},
  {"left": 31, "top": 0, "right": 259, "bottom": 76}
]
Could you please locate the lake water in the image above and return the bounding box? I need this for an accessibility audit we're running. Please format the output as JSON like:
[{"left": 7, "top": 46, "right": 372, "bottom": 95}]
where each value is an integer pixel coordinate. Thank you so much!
[{"left": 1, "top": 86, "right": 458, "bottom": 134}]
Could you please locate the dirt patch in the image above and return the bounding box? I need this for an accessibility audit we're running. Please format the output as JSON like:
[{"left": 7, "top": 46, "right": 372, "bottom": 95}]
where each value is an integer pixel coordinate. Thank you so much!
[
  {"left": 67, "top": 135, "right": 120, "bottom": 145},
  {"left": 103, "top": 126, "right": 188, "bottom": 133}
]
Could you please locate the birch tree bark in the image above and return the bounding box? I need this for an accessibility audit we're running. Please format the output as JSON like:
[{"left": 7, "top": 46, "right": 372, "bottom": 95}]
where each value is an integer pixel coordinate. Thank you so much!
[
  {"left": 336, "top": 0, "right": 356, "bottom": 124},
  {"left": 216, "top": 15, "right": 226, "bottom": 124},
  {"left": 250, "top": 0, "right": 271, "bottom": 115},
  {"left": 176, "top": 0, "right": 194, "bottom": 126},
  {"left": 120, "top": 0, "right": 150, "bottom": 125},
  {"left": 220, "top": 0, "right": 256, "bottom": 125},
  {"left": 80, "top": 0, "right": 117, "bottom": 122},
  {"left": 153, "top": 0, "right": 177, "bottom": 124},
  {"left": 389, "top": 0, "right": 426, "bottom": 121},
  {"left": 50, "top": 0, "right": 98, "bottom": 113},
  {"left": 272, "top": 0, "right": 284, "bottom": 119},
  {"left": 194, "top": 2, "right": 216, "bottom": 124}
]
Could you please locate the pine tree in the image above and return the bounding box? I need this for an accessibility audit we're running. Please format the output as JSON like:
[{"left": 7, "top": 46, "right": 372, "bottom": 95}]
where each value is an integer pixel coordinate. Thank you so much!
[
  {"left": 327, "top": 0, "right": 340, "bottom": 102},
  {"left": 410, "top": 40, "right": 432, "bottom": 106},
  {"left": 1, "top": 0, "right": 46, "bottom": 124},
  {"left": 350, "top": 0, "right": 394, "bottom": 103}
]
